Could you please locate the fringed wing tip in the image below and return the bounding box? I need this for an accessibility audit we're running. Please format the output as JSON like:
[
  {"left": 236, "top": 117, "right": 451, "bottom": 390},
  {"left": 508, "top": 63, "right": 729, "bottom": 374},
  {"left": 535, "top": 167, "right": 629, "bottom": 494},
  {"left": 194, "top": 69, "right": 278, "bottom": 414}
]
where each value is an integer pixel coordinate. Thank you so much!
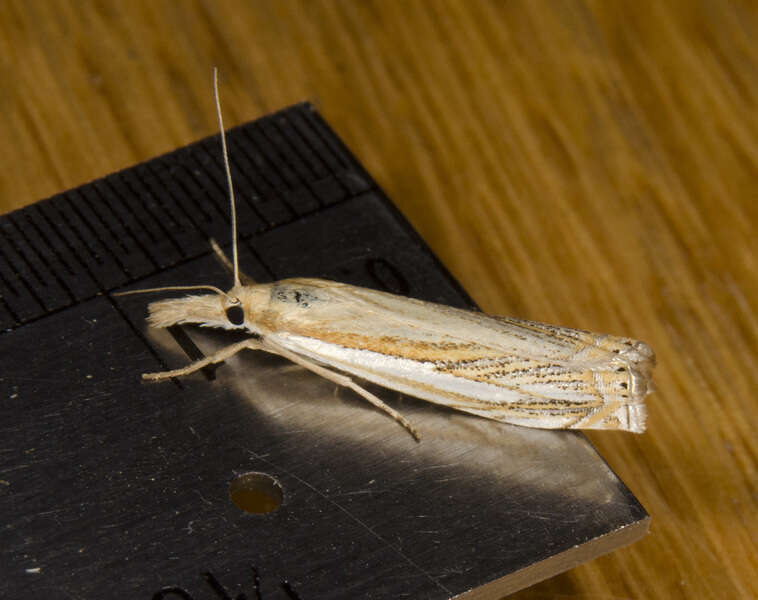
[
  {"left": 627, "top": 402, "right": 647, "bottom": 433},
  {"left": 627, "top": 344, "right": 653, "bottom": 433}
]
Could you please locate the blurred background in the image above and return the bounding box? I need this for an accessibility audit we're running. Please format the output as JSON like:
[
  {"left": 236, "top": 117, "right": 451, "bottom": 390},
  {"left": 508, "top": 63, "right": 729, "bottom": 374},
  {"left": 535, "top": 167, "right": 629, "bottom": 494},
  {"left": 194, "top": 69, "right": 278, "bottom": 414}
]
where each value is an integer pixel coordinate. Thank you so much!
[{"left": 1, "top": 2, "right": 756, "bottom": 597}]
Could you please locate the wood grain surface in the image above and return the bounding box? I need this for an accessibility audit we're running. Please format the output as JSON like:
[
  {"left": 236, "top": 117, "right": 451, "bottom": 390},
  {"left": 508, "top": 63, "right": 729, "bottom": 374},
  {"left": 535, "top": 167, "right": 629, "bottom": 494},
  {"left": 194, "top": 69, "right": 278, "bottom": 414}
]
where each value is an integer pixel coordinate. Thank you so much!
[{"left": 2, "top": 1, "right": 756, "bottom": 598}]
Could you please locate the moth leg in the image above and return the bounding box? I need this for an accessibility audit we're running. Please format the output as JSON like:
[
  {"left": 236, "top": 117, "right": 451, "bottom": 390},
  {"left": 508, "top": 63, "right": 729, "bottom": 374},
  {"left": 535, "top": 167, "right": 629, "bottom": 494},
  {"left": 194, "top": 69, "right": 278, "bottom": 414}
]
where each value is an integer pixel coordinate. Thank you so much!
[
  {"left": 262, "top": 340, "right": 421, "bottom": 441},
  {"left": 143, "top": 339, "right": 263, "bottom": 381},
  {"left": 144, "top": 336, "right": 421, "bottom": 440}
]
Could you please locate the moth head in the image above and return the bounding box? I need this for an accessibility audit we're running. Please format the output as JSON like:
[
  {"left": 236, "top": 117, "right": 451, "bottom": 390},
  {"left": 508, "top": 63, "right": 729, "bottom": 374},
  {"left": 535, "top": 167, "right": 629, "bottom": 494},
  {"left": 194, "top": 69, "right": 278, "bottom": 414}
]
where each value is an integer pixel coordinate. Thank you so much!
[
  {"left": 115, "top": 283, "right": 269, "bottom": 334},
  {"left": 142, "top": 285, "right": 269, "bottom": 334}
]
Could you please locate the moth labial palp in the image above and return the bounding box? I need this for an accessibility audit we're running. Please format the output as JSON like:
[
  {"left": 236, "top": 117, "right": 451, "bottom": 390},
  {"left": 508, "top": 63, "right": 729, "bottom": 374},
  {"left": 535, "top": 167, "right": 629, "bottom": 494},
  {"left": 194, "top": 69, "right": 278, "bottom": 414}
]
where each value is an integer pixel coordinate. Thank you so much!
[{"left": 115, "top": 69, "right": 656, "bottom": 441}]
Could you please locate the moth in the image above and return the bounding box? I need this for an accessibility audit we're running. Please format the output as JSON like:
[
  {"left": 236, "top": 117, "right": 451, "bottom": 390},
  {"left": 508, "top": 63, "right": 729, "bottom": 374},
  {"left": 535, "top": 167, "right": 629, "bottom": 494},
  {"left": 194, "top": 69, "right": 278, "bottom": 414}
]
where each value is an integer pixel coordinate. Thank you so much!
[{"left": 119, "top": 70, "right": 655, "bottom": 440}]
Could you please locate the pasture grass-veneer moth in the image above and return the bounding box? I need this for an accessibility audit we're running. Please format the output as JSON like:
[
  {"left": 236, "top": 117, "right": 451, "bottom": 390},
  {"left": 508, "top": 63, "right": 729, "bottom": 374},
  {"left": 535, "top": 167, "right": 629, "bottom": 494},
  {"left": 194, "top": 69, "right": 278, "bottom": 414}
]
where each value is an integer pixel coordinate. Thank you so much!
[{"left": 117, "top": 70, "right": 655, "bottom": 440}]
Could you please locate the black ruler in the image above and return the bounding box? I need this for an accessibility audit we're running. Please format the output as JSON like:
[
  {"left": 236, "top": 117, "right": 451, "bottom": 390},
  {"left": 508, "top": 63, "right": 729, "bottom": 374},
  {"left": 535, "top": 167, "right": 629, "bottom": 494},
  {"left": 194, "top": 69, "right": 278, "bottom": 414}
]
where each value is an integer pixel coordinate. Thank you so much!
[{"left": 0, "top": 104, "right": 648, "bottom": 599}]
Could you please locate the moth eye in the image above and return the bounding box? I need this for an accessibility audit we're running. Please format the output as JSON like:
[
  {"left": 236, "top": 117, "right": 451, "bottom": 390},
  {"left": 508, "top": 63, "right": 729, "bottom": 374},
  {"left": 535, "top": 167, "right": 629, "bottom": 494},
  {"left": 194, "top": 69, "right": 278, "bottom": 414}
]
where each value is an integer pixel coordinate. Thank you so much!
[{"left": 225, "top": 305, "right": 245, "bottom": 326}]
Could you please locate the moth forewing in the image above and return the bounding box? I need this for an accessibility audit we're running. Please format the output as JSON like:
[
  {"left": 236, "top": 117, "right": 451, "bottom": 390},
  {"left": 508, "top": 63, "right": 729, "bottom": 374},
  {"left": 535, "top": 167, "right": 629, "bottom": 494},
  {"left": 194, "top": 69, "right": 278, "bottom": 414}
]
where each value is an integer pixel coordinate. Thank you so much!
[
  {"left": 260, "top": 279, "right": 654, "bottom": 433},
  {"left": 145, "top": 278, "right": 654, "bottom": 433}
]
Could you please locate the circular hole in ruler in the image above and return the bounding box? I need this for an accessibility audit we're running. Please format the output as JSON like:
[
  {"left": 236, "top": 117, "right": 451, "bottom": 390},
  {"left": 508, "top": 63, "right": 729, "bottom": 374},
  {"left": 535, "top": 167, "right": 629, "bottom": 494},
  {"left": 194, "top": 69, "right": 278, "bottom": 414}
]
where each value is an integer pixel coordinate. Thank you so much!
[{"left": 230, "top": 472, "right": 283, "bottom": 514}]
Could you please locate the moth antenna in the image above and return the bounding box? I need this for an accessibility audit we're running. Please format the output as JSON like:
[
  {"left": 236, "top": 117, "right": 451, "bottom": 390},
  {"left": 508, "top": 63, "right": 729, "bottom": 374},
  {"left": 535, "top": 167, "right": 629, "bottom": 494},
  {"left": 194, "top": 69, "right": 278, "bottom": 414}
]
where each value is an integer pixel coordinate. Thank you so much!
[
  {"left": 209, "top": 238, "right": 256, "bottom": 285},
  {"left": 114, "top": 285, "right": 227, "bottom": 297},
  {"left": 209, "top": 238, "right": 234, "bottom": 276},
  {"left": 213, "top": 67, "right": 240, "bottom": 289}
]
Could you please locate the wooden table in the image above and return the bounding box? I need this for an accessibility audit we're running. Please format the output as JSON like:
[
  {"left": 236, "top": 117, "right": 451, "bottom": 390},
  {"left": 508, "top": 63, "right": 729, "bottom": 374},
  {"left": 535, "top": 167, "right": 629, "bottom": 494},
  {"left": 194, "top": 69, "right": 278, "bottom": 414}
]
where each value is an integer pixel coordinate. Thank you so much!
[{"left": 2, "top": 2, "right": 755, "bottom": 597}]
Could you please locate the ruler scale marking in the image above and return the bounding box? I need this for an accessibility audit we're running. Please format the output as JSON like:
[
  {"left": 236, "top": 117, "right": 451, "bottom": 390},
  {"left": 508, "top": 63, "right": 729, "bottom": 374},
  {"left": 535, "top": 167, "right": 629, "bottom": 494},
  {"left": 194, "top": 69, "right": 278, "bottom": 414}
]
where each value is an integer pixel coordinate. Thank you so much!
[
  {"left": 25, "top": 204, "right": 102, "bottom": 300},
  {"left": 116, "top": 169, "right": 189, "bottom": 262},
  {"left": 228, "top": 131, "right": 300, "bottom": 223},
  {"left": 6, "top": 213, "right": 77, "bottom": 305},
  {"left": 288, "top": 111, "right": 353, "bottom": 204},
  {"left": 256, "top": 120, "right": 325, "bottom": 207},
  {"left": 272, "top": 114, "right": 349, "bottom": 206},
  {"left": 240, "top": 125, "right": 321, "bottom": 216}
]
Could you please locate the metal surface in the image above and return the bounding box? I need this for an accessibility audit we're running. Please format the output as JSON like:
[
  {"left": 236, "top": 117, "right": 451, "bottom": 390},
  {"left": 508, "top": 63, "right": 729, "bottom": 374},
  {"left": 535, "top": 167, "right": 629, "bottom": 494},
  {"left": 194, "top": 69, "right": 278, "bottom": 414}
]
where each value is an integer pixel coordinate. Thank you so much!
[{"left": 0, "top": 104, "right": 648, "bottom": 599}]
